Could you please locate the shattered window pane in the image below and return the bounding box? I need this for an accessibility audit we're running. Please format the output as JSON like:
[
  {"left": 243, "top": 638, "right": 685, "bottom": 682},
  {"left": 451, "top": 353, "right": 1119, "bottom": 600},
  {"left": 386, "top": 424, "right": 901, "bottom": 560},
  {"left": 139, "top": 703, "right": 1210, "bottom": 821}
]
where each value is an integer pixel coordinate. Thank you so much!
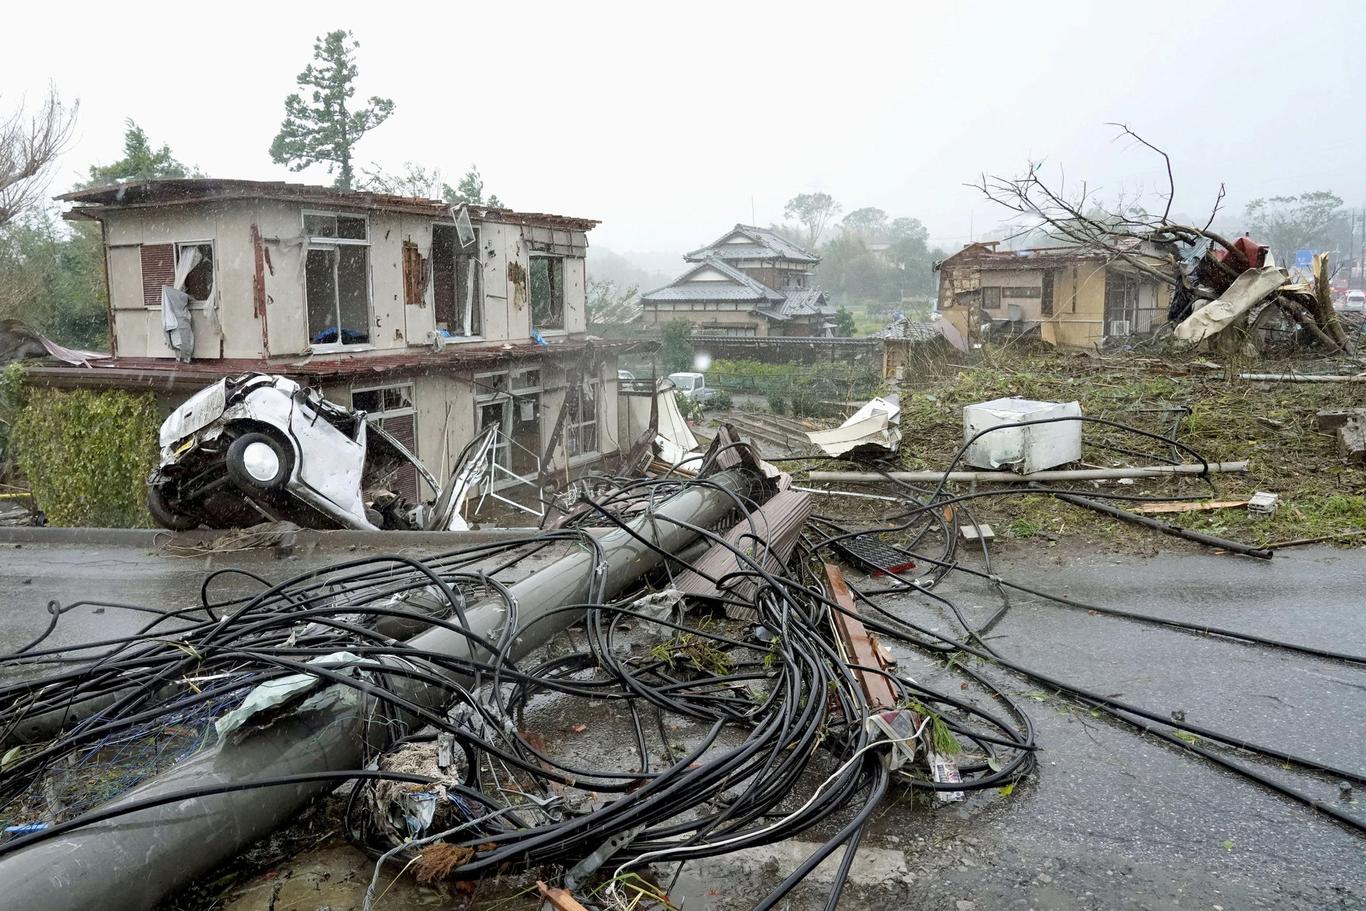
[
  {"left": 178, "top": 242, "right": 214, "bottom": 302},
  {"left": 530, "top": 256, "right": 565, "bottom": 330}
]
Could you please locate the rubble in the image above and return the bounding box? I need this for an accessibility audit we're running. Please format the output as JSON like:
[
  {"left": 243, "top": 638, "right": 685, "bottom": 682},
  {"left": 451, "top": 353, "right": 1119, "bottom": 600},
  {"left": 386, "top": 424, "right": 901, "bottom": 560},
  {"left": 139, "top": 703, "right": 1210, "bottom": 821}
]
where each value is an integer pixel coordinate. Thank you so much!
[
  {"left": 806, "top": 394, "right": 902, "bottom": 457},
  {"left": 0, "top": 410, "right": 1360, "bottom": 911}
]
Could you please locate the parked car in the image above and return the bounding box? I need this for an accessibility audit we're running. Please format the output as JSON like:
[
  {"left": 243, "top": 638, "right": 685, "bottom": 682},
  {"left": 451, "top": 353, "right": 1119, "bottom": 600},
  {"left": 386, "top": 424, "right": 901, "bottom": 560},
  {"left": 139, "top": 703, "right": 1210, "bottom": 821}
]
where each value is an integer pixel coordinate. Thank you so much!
[
  {"left": 617, "top": 368, "right": 636, "bottom": 381},
  {"left": 668, "top": 371, "right": 717, "bottom": 403},
  {"left": 147, "top": 374, "right": 488, "bottom": 532},
  {"left": 1340, "top": 290, "right": 1366, "bottom": 312}
]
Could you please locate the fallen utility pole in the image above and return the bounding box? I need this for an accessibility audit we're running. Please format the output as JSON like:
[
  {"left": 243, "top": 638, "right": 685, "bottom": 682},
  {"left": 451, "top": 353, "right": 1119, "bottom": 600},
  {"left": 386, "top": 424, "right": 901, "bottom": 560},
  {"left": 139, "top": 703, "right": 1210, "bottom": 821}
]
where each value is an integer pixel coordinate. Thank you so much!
[
  {"left": 1054, "top": 493, "right": 1273, "bottom": 559},
  {"left": 0, "top": 469, "right": 759, "bottom": 911},
  {"left": 809, "top": 461, "right": 1249, "bottom": 485}
]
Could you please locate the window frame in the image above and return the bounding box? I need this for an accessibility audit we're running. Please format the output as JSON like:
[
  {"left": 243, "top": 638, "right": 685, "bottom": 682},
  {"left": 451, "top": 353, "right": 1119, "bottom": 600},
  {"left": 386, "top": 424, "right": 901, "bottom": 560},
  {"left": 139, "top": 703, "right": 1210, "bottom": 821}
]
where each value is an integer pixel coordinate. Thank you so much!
[
  {"left": 351, "top": 382, "right": 416, "bottom": 419},
  {"left": 175, "top": 239, "right": 216, "bottom": 306},
  {"left": 529, "top": 253, "right": 566, "bottom": 333},
  {"left": 474, "top": 369, "right": 544, "bottom": 477},
  {"left": 302, "top": 209, "right": 373, "bottom": 351},
  {"left": 566, "top": 377, "right": 600, "bottom": 462},
  {"left": 431, "top": 223, "right": 484, "bottom": 341},
  {"left": 141, "top": 240, "right": 216, "bottom": 311}
]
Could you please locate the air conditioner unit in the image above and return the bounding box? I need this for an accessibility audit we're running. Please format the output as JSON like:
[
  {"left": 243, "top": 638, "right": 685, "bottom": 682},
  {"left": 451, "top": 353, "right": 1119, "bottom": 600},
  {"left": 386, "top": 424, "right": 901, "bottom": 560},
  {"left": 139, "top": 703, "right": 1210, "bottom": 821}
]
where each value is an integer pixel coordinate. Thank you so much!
[{"left": 1108, "top": 319, "right": 1132, "bottom": 338}]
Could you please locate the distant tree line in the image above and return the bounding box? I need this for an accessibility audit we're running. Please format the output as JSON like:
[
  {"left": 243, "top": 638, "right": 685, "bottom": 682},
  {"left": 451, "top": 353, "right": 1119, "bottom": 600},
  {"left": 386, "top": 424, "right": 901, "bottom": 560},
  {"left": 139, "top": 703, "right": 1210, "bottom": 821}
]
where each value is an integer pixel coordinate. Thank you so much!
[{"left": 773, "top": 193, "right": 948, "bottom": 332}]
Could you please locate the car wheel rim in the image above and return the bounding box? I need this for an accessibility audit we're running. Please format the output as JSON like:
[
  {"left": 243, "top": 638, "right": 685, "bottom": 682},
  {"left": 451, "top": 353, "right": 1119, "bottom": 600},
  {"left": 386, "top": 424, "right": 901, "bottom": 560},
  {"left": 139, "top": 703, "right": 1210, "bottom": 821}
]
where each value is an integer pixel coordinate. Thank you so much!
[{"left": 241, "top": 441, "right": 281, "bottom": 482}]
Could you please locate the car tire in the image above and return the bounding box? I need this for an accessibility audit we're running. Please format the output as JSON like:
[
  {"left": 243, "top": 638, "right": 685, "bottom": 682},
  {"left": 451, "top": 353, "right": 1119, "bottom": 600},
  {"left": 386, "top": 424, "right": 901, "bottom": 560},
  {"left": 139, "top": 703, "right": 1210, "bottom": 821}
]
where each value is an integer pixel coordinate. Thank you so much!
[
  {"left": 226, "top": 432, "right": 292, "bottom": 492},
  {"left": 147, "top": 484, "right": 200, "bottom": 531}
]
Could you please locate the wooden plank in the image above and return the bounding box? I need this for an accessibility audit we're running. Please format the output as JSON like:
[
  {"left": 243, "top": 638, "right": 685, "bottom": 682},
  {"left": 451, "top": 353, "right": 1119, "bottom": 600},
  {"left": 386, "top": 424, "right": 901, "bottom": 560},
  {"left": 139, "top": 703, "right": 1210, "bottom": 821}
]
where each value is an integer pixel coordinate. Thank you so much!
[
  {"left": 1131, "top": 499, "right": 1250, "bottom": 515},
  {"left": 823, "top": 563, "right": 899, "bottom": 710},
  {"left": 537, "top": 881, "right": 591, "bottom": 911}
]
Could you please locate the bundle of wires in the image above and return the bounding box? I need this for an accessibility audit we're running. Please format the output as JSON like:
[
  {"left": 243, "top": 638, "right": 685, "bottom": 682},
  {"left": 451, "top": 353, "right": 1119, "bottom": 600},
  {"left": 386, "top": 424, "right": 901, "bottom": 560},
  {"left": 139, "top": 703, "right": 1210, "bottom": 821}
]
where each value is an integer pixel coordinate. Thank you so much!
[
  {"left": 0, "top": 469, "right": 1034, "bottom": 911},
  {"left": 794, "top": 413, "right": 1366, "bottom": 837}
]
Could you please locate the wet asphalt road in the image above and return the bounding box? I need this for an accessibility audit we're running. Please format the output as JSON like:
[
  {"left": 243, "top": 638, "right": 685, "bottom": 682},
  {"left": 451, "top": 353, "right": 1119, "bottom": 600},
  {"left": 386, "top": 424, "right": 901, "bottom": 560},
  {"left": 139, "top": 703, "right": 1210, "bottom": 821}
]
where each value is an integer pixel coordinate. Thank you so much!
[{"left": 0, "top": 537, "right": 1363, "bottom": 910}]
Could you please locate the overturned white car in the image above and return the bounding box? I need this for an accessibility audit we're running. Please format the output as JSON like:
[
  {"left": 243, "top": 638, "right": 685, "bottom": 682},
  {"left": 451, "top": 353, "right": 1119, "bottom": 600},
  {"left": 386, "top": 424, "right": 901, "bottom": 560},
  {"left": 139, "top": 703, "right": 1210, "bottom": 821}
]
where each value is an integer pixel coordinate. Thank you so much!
[{"left": 148, "top": 374, "right": 491, "bottom": 532}]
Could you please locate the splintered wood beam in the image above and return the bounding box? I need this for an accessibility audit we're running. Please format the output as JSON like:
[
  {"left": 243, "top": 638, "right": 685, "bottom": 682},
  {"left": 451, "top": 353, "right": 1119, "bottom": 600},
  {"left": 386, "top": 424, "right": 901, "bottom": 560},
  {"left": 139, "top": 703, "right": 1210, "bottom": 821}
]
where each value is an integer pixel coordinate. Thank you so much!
[
  {"left": 1131, "top": 499, "right": 1250, "bottom": 515},
  {"left": 536, "top": 882, "right": 591, "bottom": 911},
  {"left": 823, "top": 563, "right": 900, "bottom": 710}
]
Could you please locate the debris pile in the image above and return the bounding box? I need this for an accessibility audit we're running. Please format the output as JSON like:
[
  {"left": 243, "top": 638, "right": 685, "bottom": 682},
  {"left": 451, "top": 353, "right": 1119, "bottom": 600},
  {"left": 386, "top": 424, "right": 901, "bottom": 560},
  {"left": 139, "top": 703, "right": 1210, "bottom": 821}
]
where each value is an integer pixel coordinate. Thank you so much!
[{"left": 0, "top": 417, "right": 1361, "bottom": 911}]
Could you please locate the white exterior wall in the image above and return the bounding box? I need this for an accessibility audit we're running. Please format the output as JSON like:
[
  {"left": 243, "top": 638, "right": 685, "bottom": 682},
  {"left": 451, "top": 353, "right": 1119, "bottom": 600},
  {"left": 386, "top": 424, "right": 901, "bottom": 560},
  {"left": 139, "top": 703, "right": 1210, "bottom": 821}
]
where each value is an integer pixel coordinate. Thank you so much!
[
  {"left": 103, "top": 201, "right": 261, "bottom": 359},
  {"left": 99, "top": 201, "right": 587, "bottom": 359}
]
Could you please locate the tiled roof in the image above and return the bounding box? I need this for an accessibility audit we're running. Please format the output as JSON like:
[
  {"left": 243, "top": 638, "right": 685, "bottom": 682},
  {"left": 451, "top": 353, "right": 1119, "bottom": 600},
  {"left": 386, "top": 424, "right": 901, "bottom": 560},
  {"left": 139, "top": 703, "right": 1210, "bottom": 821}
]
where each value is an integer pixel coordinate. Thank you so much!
[
  {"left": 640, "top": 256, "right": 785, "bottom": 304},
  {"left": 771, "top": 288, "right": 832, "bottom": 318},
  {"left": 873, "top": 317, "right": 942, "bottom": 342},
  {"left": 685, "top": 224, "right": 820, "bottom": 264}
]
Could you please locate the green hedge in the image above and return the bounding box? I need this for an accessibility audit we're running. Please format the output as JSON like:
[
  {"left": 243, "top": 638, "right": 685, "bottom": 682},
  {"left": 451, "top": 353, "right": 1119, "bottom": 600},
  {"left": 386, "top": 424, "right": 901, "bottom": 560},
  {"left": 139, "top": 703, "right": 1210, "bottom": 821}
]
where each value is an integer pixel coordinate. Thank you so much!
[
  {"left": 706, "top": 359, "right": 881, "bottom": 398},
  {"left": 11, "top": 384, "right": 159, "bottom": 527}
]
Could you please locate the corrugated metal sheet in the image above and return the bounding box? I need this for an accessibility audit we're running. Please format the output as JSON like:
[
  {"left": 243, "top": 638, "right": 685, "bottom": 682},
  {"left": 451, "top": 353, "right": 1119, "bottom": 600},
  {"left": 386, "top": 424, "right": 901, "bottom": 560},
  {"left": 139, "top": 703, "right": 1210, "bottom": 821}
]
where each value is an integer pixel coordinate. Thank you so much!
[{"left": 670, "top": 488, "right": 812, "bottom": 603}]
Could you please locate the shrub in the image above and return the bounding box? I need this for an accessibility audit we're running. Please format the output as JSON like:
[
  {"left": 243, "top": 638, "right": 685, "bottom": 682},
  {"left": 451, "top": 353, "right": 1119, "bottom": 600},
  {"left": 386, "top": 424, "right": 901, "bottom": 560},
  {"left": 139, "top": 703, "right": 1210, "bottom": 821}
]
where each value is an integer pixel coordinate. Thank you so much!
[
  {"left": 767, "top": 391, "right": 787, "bottom": 414},
  {"left": 672, "top": 390, "right": 703, "bottom": 423},
  {"left": 705, "top": 390, "right": 733, "bottom": 411},
  {"left": 12, "top": 385, "right": 160, "bottom": 527}
]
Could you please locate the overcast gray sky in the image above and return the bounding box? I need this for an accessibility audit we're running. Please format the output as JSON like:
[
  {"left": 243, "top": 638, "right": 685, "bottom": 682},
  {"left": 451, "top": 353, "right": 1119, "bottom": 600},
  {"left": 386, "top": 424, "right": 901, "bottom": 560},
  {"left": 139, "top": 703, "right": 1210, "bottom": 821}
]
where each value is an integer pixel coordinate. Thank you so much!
[{"left": 5, "top": 0, "right": 1364, "bottom": 259}]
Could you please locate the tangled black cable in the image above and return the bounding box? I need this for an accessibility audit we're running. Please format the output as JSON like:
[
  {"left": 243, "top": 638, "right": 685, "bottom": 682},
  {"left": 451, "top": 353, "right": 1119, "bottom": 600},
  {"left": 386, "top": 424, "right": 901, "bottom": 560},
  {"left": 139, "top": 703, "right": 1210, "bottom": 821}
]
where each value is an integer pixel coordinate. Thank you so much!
[{"left": 0, "top": 467, "right": 1035, "bottom": 911}]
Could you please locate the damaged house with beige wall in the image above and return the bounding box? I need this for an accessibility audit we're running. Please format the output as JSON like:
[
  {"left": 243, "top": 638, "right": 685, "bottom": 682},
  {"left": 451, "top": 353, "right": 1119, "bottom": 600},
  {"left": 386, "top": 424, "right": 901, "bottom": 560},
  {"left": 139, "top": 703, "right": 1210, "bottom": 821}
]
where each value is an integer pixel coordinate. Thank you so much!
[
  {"left": 935, "top": 241, "right": 1172, "bottom": 348},
  {"left": 27, "top": 178, "right": 639, "bottom": 506}
]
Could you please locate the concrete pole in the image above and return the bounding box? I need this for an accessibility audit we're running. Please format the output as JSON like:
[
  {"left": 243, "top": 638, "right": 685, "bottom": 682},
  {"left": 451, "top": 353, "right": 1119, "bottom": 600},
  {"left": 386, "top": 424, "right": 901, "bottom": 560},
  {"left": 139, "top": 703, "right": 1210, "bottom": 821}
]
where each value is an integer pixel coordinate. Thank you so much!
[{"left": 0, "top": 469, "right": 756, "bottom": 911}]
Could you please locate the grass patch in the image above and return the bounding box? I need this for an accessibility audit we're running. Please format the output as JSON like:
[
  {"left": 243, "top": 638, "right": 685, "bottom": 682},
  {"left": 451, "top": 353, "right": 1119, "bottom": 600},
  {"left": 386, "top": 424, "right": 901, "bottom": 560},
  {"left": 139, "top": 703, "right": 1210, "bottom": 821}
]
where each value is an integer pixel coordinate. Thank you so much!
[{"left": 890, "top": 344, "right": 1366, "bottom": 550}]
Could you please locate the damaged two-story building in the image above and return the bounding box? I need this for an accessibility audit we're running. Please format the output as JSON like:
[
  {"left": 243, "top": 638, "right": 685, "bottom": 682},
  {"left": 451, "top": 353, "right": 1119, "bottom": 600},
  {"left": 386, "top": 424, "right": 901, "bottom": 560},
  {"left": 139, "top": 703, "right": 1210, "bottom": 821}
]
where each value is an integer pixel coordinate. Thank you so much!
[
  {"left": 935, "top": 241, "right": 1173, "bottom": 349},
  {"left": 28, "top": 178, "right": 643, "bottom": 506}
]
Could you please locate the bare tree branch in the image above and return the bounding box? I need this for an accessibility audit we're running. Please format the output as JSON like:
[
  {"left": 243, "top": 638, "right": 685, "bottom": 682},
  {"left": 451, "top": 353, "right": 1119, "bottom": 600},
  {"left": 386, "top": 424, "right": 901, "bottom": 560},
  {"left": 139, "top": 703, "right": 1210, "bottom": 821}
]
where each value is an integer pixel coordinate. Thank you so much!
[
  {"left": 1106, "top": 122, "right": 1174, "bottom": 222},
  {"left": 0, "top": 86, "right": 78, "bottom": 228}
]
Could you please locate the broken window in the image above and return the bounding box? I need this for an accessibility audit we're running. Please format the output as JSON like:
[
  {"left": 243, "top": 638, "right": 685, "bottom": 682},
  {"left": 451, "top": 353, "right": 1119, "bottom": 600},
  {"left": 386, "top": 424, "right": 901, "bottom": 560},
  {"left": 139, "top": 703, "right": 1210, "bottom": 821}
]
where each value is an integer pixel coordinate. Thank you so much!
[
  {"left": 566, "top": 378, "right": 599, "bottom": 458},
  {"left": 176, "top": 242, "right": 215, "bottom": 302},
  {"left": 474, "top": 369, "right": 542, "bottom": 477},
  {"left": 432, "top": 224, "right": 482, "bottom": 336},
  {"left": 304, "top": 212, "right": 371, "bottom": 346},
  {"left": 402, "top": 241, "right": 426, "bottom": 308},
  {"left": 529, "top": 255, "right": 564, "bottom": 330},
  {"left": 352, "top": 383, "right": 417, "bottom": 500}
]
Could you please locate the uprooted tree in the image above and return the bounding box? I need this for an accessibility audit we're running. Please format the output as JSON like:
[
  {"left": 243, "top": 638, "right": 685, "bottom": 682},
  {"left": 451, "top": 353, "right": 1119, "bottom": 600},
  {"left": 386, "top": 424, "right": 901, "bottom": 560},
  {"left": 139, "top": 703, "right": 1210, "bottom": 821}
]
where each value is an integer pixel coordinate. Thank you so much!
[{"left": 971, "top": 124, "right": 1352, "bottom": 354}]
